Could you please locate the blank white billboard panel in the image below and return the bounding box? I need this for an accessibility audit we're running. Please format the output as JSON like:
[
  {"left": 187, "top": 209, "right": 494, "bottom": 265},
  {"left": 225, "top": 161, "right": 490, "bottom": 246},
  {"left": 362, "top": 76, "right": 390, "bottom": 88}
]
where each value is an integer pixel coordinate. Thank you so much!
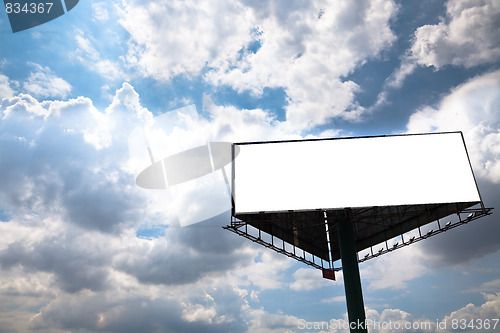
[{"left": 233, "top": 132, "right": 480, "bottom": 214}]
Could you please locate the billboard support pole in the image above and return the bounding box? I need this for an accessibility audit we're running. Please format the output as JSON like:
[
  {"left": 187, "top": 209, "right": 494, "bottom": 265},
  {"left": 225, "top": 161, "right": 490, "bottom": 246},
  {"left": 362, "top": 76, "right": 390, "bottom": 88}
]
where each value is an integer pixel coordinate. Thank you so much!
[{"left": 334, "top": 209, "right": 368, "bottom": 333}]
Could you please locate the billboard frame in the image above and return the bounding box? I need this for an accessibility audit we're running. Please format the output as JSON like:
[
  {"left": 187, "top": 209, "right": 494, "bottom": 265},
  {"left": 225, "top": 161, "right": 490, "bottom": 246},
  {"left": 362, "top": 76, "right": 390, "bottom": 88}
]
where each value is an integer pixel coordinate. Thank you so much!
[
  {"left": 225, "top": 131, "right": 493, "bottom": 269},
  {"left": 231, "top": 131, "right": 483, "bottom": 216},
  {"left": 225, "top": 131, "right": 493, "bottom": 333}
]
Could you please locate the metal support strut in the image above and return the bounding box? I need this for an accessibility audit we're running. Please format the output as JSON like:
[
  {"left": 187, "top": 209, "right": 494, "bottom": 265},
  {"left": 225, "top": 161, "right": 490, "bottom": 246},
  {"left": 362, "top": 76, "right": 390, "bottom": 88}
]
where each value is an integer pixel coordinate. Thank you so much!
[{"left": 334, "top": 209, "right": 368, "bottom": 333}]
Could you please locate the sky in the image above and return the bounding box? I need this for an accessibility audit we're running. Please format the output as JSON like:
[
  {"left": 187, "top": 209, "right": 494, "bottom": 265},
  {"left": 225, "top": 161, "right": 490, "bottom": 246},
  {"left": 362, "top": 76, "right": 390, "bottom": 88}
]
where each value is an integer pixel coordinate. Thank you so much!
[{"left": 0, "top": 0, "right": 499, "bottom": 332}]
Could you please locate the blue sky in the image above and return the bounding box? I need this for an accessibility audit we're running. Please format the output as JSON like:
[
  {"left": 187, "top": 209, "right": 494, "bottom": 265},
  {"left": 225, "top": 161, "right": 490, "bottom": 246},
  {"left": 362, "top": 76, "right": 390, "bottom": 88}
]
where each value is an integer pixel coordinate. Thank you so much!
[{"left": 1, "top": 0, "right": 500, "bottom": 332}]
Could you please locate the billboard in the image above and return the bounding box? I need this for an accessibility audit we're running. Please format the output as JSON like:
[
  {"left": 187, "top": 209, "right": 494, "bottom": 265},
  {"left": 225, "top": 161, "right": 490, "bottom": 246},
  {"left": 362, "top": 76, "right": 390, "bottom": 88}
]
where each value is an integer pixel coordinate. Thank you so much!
[{"left": 232, "top": 132, "right": 480, "bottom": 215}]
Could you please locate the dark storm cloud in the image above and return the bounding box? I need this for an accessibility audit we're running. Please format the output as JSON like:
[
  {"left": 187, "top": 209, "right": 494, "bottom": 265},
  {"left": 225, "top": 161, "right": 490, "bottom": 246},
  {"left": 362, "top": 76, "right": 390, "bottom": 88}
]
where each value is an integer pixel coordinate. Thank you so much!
[
  {"left": 403, "top": 69, "right": 500, "bottom": 268},
  {"left": 418, "top": 179, "right": 500, "bottom": 267},
  {"left": 60, "top": 168, "right": 141, "bottom": 233},
  {"left": 0, "top": 94, "right": 144, "bottom": 232},
  {"left": 0, "top": 235, "right": 110, "bottom": 293},
  {"left": 117, "top": 212, "right": 254, "bottom": 285},
  {"left": 30, "top": 291, "right": 248, "bottom": 333},
  {"left": 0, "top": 83, "right": 295, "bottom": 333},
  {"left": 1, "top": 85, "right": 256, "bottom": 300},
  {"left": 176, "top": 212, "right": 244, "bottom": 254}
]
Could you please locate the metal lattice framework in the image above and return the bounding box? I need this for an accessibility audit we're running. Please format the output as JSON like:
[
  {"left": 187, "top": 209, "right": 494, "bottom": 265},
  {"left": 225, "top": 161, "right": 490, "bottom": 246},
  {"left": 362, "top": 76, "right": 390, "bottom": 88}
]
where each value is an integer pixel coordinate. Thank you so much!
[
  {"left": 224, "top": 132, "right": 493, "bottom": 273},
  {"left": 224, "top": 201, "right": 493, "bottom": 272}
]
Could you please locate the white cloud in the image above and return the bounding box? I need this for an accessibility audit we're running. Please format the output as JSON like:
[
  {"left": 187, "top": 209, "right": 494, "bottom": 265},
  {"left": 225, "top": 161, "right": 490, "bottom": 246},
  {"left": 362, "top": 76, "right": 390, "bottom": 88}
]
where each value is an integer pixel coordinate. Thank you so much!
[
  {"left": 247, "top": 308, "right": 300, "bottom": 333},
  {"left": 377, "top": 0, "right": 500, "bottom": 106},
  {"left": 403, "top": 69, "right": 500, "bottom": 267},
  {"left": 75, "top": 32, "right": 100, "bottom": 60},
  {"left": 410, "top": 0, "right": 500, "bottom": 69},
  {"left": 0, "top": 73, "right": 15, "bottom": 99},
  {"left": 360, "top": 246, "right": 429, "bottom": 290},
  {"left": 95, "top": 59, "right": 124, "bottom": 82},
  {"left": 203, "top": 95, "right": 291, "bottom": 143},
  {"left": 249, "top": 290, "right": 259, "bottom": 302},
  {"left": 230, "top": 250, "right": 293, "bottom": 290},
  {"left": 289, "top": 268, "right": 335, "bottom": 291},
  {"left": 480, "top": 279, "right": 500, "bottom": 292},
  {"left": 105, "top": 82, "right": 152, "bottom": 145},
  {"left": 0, "top": 82, "right": 267, "bottom": 332},
  {"left": 313, "top": 307, "right": 434, "bottom": 333},
  {"left": 407, "top": 69, "right": 500, "bottom": 183},
  {"left": 73, "top": 30, "right": 127, "bottom": 81},
  {"left": 440, "top": 292, "right": 500, "bottom": 333},
  {"left": 1, "top": 78, "right": 338, "bottom": 332},
  {"left": 385, "top": 59, "right": 417, "bottom": 89},
  {"left": 92, "top": 2, "right": 110, "bottom": 21},
  {"left": 206, "top": 0, "right": 398, "bottom": 131},
  {"left": 119, "top": 0, "right": 254, "bottom": 81},
  {"left": 119, "top": 0, "right": 398, "bottom": 131},
  {"left": 317, "top": 288, "right": 500, "bottom": 333},
  {"left": 321, "top": 296, "right": 346, "bottom": 303},
  {"left": 181, "top": 303, "right": 217, "bottom": 323},
  {"left": 0, "top": 83, "right": 152, "bottom": 236},
  {"left": 26, "top": 278, "right": 249, "bottom": 332},
  {"left": 22, "top": 64, "right": 72, "bottom": 99},
  {"left": 0, "top": 66, "right": 498, "bottom": 332}
]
